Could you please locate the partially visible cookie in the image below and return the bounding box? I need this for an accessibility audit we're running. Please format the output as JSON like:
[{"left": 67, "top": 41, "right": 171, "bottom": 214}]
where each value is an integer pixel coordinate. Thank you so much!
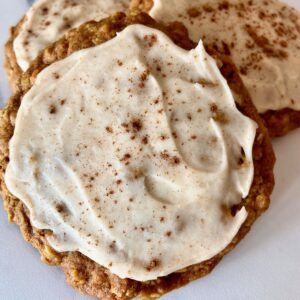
[
  {"left": 131, "top": 0, "right": 300, "bottom": 137},
  {"left": 1, "top": 11, "right": 275, "bottom": 300},
  {"left": 5, "top": 0, "right": 130, "bottom": 92}
]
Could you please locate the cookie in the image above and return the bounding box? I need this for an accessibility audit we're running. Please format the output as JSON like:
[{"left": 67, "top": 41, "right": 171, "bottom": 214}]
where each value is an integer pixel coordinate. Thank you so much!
[
  {"left": 0, "top": 12, "right": 275, "bottom": 300},
  {"left": 5, "top": 0, "right": 130, "bottom": 92},
  {"left": 130, "top": 0, "right": 300, "bottom": 137}
]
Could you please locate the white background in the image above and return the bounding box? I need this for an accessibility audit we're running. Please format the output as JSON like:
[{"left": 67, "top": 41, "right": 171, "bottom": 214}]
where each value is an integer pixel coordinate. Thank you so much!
[{"left": 0, "top": 1, "right": 299, "bottom": 299}]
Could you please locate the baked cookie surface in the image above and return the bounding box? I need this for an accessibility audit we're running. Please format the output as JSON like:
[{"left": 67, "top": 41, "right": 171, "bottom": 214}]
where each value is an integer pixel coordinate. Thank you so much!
[
  {"left": 131, "top": 0, "right": 300, "bottom": 137},
  {"left": 5, "top": 0, "right": 130, "bottom": 92},
  {"left": 0, "top": 12, "right": 275, "bottom": 300}
]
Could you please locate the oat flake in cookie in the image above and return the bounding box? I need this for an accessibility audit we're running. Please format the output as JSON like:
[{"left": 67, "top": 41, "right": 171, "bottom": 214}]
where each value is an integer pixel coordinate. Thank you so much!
[
  {"left": 133, "top": 0, "right": 300, "bottom": 136},
  {"left": 0, "top": 13, "right": 275, "bottom": 300},
  {"left": 5, "top": 0, "right": 130, "bottom": 90}
]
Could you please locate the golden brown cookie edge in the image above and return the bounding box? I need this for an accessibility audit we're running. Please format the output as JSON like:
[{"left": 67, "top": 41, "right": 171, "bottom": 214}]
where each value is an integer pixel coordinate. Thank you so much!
[{"left": 4, "top": 16, "right": 25, "bottom": 93}]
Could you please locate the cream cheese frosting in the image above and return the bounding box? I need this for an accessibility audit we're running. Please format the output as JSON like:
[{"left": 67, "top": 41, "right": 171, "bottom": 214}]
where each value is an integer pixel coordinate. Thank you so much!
[
  {"left": 13, "top": 0, "right": 129, "bottom": 71},
  {"left": 5, "top": 25, "right": 257, "bottom": 281},
  {"left": 149, "top": 0, "right": 300, "bottom": 113}
]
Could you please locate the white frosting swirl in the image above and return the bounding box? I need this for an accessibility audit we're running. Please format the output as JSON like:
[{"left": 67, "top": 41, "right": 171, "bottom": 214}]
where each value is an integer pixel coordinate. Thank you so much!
[
  {"left": 14, "top": 0, "right": 129, "bottom": 71},
  {"left": 5, "top": 25, "right": 257, "bottom": 281},
  {"left": 149, "top": 0, "right": 300, "bottom": 113}
]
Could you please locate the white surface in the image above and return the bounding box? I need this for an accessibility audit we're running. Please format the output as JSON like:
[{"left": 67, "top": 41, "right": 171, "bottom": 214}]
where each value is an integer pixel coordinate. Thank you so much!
[{"left": 0, "top": 1, "right": 299, "bottom": 299}]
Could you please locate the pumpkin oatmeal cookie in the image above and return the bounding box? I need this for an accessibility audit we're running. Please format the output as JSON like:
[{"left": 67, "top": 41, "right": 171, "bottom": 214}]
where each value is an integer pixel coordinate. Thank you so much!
[
  {"left": 131, "top": 0, "right": 300, "bottom": 137},
  {"left": 0, "top": 12, "right": 275, "bottom": 300},
  {"left": 4, "top": 0, "right": 130, "bottom": 92}
]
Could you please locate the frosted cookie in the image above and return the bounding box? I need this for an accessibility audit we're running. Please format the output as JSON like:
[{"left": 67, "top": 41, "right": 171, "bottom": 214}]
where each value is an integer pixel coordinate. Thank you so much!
[
  {"left": 0, "top": 12, "right": 275, "bottom": 300},
  {"left": 5, "top": 0, "right": 130, "bottom": 92},
  {"left": 131, "top": 0, "right": 300, "bottom": 136}
]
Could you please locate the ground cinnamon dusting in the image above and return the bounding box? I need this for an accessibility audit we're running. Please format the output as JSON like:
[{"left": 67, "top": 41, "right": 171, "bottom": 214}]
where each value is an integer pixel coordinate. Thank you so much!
[
  {"left": 139, "top": 69, "right": 150, "bottom": 88},
  {"left": 49, "top": 105, "right": 57, "bottom": 114},
  {"left": 145, "top": 259, "right": 161, "bottom": 271},
  {"left": 53, "top": 72, "right": 60, "bottom": 79},
  {"left": 187, "top": 7, "right": 200, "bottom": 18},
  {"left": 55, "top": 203, "right": 65, "bottom": 213},
  {"left": 144, "top": 34, "right": 157, "bottom": 47},
  {"left": 180, "top": 0, "right": 299, "bottom": 80},
  {"left": 131, "top": 119, "right": 143, "bottom": 132},
  {"left": 105, "top": 126, "right": 113, "bottom": 133},
  {"left": 142, "top": 136, "right": 148, "bottom": 144},
  {"left": 244, "top": 24, "right": 288, "bottom": 59}
]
